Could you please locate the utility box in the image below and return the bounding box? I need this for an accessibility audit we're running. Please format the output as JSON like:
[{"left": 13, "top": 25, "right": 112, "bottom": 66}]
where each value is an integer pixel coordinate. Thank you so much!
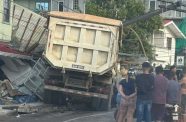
[{"left": 44, "top": 12, "right": 122, "bottom": 74}]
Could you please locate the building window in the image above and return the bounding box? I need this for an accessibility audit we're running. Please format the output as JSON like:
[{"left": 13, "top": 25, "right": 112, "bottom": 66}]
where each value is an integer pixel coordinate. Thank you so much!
[
  {"left": 176, "top": 11, "right": 182, "bottom": 18},
  {"left": 3, "top": 0, "right": 10, "bottom": 23},
  {"left": 58, "top": 2, "right": 64, "bottom": 11},
  {"left": 167, "top": 37, "right": 172, "bottom": 50},
  {"left": 176, "top": 6, "right": 182, "bottom": 18},
  {"left": 150, "top": 0, "right": 156, "bottom": 11},
  {"left": 36, "top": 2, "right": 49, "bottom": 11},
  {"left": 73, "top": 0, "right": 79, "bottom": 10},
  {"left": 154, "top": 31, "right": 164, "bottom": 47}
]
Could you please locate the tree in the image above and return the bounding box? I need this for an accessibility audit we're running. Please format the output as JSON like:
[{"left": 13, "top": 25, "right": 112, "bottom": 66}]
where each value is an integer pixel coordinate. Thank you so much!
[{"left": 86, "top": 0, "right": 162, "bottom": 60}]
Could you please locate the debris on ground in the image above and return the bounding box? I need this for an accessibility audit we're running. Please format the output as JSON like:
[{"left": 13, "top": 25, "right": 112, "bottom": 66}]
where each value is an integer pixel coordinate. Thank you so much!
[
  {"left": 14, "top": 95, "right": 38, "bottom": 104},
  {"left": 0, "top": 57, "right": 70, "bottom": 116},
  {"left": 0, "top": 57, "right": 48, "bottom": 100},
  {"left": 0, "top": 107, "right": 17, "bottom": 116},
  {"left": 1, "top": 102, "right": 68, "bottom": 115},
  {"left": 16, "top": 114, "right": 20, "bottom": 118},
  {"left": 0, "top": 79, "right": 38, "bottom": 105}
]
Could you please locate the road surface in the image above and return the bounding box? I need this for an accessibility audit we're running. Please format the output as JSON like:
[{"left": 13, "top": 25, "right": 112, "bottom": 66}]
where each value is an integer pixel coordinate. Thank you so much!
[{"left": 0, "top": 110, "right": 116, "bottom": 122}]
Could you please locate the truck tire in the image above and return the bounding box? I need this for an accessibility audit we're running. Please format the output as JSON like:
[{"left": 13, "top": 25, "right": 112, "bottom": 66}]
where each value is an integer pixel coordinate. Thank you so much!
[
  {"left": 91, "top": 97, "right": 111, "bottom": 111},
  {"left": 91, "top": 83, "right": 113, "bottom": 111}
]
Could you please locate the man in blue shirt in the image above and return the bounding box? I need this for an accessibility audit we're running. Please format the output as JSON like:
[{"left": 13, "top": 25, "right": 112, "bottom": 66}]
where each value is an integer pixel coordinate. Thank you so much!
[{"left": 167, "top": 71, "right": 181, "bottom": 105}]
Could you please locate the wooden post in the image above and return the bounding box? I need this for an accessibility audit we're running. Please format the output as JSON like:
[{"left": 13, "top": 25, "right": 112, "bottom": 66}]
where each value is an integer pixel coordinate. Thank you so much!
[
  {"left": 12, "top": 5, "right": 15, "bottom": 17},
  {"left": 24, "top": 18, "right": 41, "bottom": 50},
  {"left": 16, "top": 9, "right": 24, "bottom": 27},
  {"left": 20, "top": 13, "right": 33, "bottom": 43},
  {"left": 26, "top": 29, "right": 46, "bottom": 52}
]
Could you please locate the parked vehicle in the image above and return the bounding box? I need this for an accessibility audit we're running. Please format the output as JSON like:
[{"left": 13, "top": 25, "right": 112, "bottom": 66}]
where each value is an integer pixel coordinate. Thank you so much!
[
  {"left": 0, "top": 0, "right": 184, "bottom": 111},
  {"left": 43, "top": 12, "right": 123, "bottom": 110}
]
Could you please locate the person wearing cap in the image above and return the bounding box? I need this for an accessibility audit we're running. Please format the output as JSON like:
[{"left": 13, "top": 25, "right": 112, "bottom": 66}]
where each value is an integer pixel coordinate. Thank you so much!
[
  {"left": 152, "top": 66, "right": 169, "bottom": 122},
  {"left": 135, "top": 62, "right": 154, "bottom": 122}
]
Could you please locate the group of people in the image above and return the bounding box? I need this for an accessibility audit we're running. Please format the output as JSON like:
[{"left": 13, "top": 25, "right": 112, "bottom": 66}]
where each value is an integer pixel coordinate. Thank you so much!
[{"left": 115, "top": 62, "right": 186, "bottom": 122}]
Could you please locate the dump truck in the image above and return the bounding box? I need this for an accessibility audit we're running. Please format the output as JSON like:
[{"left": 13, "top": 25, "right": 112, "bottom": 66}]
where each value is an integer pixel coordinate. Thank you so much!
[
  {"left": 42, "top": 0, "right": 185, "bottom": 109},
  {"left": 0, "top": 0, "right": 184, "bottom": 111},
  {"left": 0, "top": 4, "right": 122, "bottom": 110},
  {"left": 44, "top": 12, "right": 122, "bottom": 110}
]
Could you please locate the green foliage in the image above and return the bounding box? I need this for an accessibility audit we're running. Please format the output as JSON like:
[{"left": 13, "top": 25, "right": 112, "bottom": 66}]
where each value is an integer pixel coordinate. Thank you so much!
[{"left": 86, "top": 0, "right": 162, "bottom": 60}]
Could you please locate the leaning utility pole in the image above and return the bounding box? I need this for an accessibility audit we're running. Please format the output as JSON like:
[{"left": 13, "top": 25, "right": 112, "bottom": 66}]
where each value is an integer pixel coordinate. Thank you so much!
[{"left": 123, "top": 0, "right": 186, "bottom": 25}]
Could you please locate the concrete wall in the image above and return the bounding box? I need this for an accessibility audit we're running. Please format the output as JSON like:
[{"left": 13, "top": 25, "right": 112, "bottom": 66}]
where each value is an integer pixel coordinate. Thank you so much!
[
  {"left": 14, "top": 0, "right": 51, "bottom": 11},
  {"left": 0, "top": 0, "right": 13, "bottom": 42},
  {"left": 14, "top": 0, "right": 35, "bottom": 11},
  {"left": 51, "top": 0, "right": 68, "bottom": 11},
  {"left": 51, "top": 0, "right": 85, "bottom": 13},
  {"left": 152, "top": 28, "right": 176, "bottom": 67}
]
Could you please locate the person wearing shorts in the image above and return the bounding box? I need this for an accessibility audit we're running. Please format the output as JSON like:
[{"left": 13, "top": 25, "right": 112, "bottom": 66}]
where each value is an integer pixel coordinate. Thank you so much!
[{"left": 116, "top": 65, "right": 136, "bottom": 122}]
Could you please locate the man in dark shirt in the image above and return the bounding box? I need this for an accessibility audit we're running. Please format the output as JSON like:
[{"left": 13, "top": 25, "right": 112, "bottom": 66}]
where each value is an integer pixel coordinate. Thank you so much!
[
  {"left": 116, "top": 66, "right": 136, "bottom": 122},
  {"left": 136, "top": 62, "right": 154, "bottom": 122}
]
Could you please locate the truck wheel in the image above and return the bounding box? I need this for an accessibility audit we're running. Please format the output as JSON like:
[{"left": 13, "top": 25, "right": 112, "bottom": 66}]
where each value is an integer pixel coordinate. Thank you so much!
[
  {"left": 91, "top": 97, "right": 111, "bottom": 111},
  {"left": 91, "top": 83, "right": 113, "bottom": 111}
]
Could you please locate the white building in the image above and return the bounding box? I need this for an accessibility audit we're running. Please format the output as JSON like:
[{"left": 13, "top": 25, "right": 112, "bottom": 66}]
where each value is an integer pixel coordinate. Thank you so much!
[
  {"left": 14, "top": 0, "right": 86, "bottom": 13},
  {"left": 152, "top": 20, "right": 185, "bottom": 67},
  {"left": 143, "top": 0, "right": 186, "bottom": 19},
  {"left": 51, "top": 0, "right": 86, "bottom": 13}
]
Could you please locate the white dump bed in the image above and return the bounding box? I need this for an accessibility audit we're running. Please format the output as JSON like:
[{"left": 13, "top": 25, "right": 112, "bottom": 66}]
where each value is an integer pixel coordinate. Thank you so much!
[{"left": 44, "top": 12, "right": 122, "bottom": 74}]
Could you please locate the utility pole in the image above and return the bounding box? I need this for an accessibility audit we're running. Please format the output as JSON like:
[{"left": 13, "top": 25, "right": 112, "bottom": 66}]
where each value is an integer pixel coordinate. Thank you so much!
[{"left": 123, "top": 0, "right": 186, "bottom": 25}]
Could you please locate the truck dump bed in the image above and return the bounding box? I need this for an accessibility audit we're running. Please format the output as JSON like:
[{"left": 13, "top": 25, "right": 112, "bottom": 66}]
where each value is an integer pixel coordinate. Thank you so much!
[{"left": 44, "top": 12, "right": 122, "bottom": 74}]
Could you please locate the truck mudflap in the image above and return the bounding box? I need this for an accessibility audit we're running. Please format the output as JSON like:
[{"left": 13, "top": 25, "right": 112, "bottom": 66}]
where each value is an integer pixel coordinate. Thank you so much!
[{"left": 44, "top": 85, "right": 109, "bottom": 99}]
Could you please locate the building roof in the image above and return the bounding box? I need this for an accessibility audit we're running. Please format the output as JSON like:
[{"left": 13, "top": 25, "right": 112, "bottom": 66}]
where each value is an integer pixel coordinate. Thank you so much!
[
  {"left": 164, "top": 20, "right": 186, "bottom": 39},
  {"left": 164, "top": 20, "right": 171, "bottom": 25},
  {"left": 49, "top": 12, "right": 122, "bottom": 26}
]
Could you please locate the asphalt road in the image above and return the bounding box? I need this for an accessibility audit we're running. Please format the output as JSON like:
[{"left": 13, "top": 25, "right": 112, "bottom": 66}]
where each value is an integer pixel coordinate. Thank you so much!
[{"left": 0, "top": 110, "right": 115, "bottom": 122}]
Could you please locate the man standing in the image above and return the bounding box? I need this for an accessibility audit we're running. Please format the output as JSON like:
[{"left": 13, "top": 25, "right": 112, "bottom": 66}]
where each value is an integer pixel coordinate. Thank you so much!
[
  {"left": 170, "top": 65, "right": 177, "bottom": 81},
  {"left": 136, "top": 62, "right": 154, "bottom": 122},
  {"left": 116, "top": 65, "right": 136, "bottom": 122},
  {"left": 166, "top": 71, "right": 181, "bottom": 105},
  {"left": 152, "top": 66, "right": 169, "bottom": 122}
]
